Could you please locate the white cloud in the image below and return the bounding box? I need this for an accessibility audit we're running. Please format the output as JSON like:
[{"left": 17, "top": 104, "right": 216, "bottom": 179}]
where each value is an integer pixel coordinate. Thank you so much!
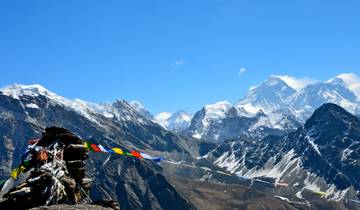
[
  {"left": 335, "top": 73, "right": 360, "bottom": 98},
  {"left": 273, "top": 75, "right": 317, "bottom": 91},
  {"left": 170, "top": 59, "right": 186, "bottom": 66},
  {"left": 238, "top": 67, "right": 246, "bottom": 75}
]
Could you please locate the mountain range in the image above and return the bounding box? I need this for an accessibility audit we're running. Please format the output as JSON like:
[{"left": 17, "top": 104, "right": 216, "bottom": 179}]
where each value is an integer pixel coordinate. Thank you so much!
[
  {"left": 1, "top": 73, "right": 360, "bottom": 209},
  {"left": 183, "top": 74, "right": 360, "bottom": 142},
  {"left": 201, "top": 104, "right": 360, "bottom": 202},
  {"left": 112, "top": 73, "right": 360, "bottom": 144}
]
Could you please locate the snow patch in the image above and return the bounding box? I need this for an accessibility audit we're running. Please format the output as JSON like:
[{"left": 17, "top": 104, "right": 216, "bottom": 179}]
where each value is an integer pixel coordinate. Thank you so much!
[
  {"left": 26, "top": 103, "right": 39, "bottom": 109},
  {"left": 305, "top": 135, "right": 321, "bottom": 156},
  {"left": 192, "top": 133, "right": 202, "bottom": 139},
  {"left": 326, "top": 184, "right": 350, "bottom": 201},
  {"left": 341, "top": 149, "right": 353, "bottom": 161}
]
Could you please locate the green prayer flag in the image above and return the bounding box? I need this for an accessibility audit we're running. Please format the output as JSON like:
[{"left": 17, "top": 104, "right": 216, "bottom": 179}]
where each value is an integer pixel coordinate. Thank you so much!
[{"left": 86, "top": 142, "right": 94, "bottom": 152}]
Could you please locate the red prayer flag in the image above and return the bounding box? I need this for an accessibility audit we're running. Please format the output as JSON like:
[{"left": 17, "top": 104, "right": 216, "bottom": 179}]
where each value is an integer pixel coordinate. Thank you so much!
[
  {"left": 91, "top": 144, "right": 101, "bottom": 152},
  {"left": 130, "top": 150, "right": 143, "bottom": 159}
]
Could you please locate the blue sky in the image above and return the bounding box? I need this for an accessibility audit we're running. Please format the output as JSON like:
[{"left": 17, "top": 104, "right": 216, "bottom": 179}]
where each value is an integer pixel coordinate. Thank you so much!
[{"left": 1, "top": 0, "right": 360, "bottom": 114}]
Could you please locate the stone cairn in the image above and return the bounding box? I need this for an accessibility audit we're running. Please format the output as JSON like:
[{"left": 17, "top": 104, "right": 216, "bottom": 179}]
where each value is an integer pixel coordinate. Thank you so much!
[{"left": 0, "top": 127, "right": 119, "bottom": 209}]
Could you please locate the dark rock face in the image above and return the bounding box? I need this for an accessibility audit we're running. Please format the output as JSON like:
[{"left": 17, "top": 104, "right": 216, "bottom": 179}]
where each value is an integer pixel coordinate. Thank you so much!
[{"left": 298, "top": 103, "right": 360, "bottom": 191}]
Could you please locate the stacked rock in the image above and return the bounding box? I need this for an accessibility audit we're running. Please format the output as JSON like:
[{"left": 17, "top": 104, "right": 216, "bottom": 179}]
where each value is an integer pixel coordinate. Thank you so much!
[{"left": 0, "top": 127, "right": 92, "bottom": 209}]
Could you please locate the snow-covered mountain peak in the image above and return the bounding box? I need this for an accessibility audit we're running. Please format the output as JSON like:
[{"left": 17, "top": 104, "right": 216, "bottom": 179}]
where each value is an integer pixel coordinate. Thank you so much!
[
  {"left": 0, "top": 84, "right": 59, "bottom": 100},
  {"left": 238, "top": 76, "right": 296, "bottom": 114},
  {"left": 129, "top": 100, "right": 153, "bottom": 119},
  {"left": 129, "top": 100, "right": 145, "bottom": 109},
  {"left": 271, "top": 75, "right": 317, "bottom": 91},
  {"left": 154, "top": 112, "right": 172, "bottom": 128},
  {"left": 187, "top": 74, "right": 360, "bottom": 142},
  {"left": 331, "top": 73, "right": 360, "bottom": 99},
  {"left": 326, "top": 77, "right": 347, "bottom": 86},
  {"left": 155, "top": 112, "right": 172, "bottom": 120},
  {"left": 249, "top": 76, "right": 296, "bottom": 98},
  {"left": 166, "top": 110, "right": 192, "bottom": 132},
  {"left": 265, "top": 76, "right": 287, "bottom": 86},
  {"left": 154, "top": 111, "right": 192, "bottom": 132},
  {"left": 291, "top": 80, "right": 359, "bottom": 114},
  {"left": 0, "top": 84, "right": 154, "bottom": 127},
  {"left": 204, "top": 100, "right": 232, "bottom": 119},
  {"left": 171, "top": 110, "right": 192, "bottom": 121},
  {"left": 247, "top": 76, "right": 290, "bottom": 91}
]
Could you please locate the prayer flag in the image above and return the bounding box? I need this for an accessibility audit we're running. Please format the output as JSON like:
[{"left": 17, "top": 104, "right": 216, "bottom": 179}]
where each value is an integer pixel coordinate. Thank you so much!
[
  {"left": 91, "top": 144, "right": 101, "bottom": 152},
  {"left": 86, "top": 142, "right": 94, "bottom": 152},
  {"left": 112, "top": 148, "right": 123, "bottom": 155},
  {"left": 98, "top": 144, "right": 108, "bottom": 153},
  {"left": 130, "top": 150, "right": 143, "bottom": 159}
]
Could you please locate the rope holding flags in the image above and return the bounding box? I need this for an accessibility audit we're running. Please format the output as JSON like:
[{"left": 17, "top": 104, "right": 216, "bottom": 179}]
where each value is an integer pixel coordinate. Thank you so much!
[
  {"left": 83, "top": 141, "right": 164, "bottom": 163},
  {"left": 8, "top": 141, "right": 164, "bottom": 180}
]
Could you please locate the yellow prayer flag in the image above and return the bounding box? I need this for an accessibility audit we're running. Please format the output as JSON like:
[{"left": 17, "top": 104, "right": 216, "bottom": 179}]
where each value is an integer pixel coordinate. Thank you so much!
[
  {"left": 314, "top": 191, "right": 327, "bottom": 196},
  {"left": 112, "top": 148, "right": 124, "bottom": 155},
  {"left": 83, "top": 142, "right": 89, "bottom": 150},
  {"left": 11, "top": 165, "right": 26, "bottom": 180}
]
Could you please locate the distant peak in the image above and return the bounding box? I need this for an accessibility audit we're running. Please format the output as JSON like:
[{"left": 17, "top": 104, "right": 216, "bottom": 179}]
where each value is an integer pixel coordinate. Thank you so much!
[
  {"left": 129, "top": 100, "right": 145, "bottom": 109},
  {"left": 0, "top": 83, "right": 54, "bottom": 99},
  {"left": 247, "top": 76, "right": 294, "bottom": 94},
  {"left": 330, "top": 73, "right": 360, "bottom": 99},
  {"left": 1, "top": 83, "right": 48, "bottom": 91},
  {"left": 263, "top": 76, "right": 287, "bottom": 85},
  {"left": 326, "top": 77, "right": 347, "bottom": 86},
  {"left": 270, "top": 75, "right": 316, "bottom": 91},
  {"left": 113, "top": 98, "right": 127, "bottom": 104},
  {"left": 316, "top": 103, "right": 345, "bottom": 112},
  {"left": 335, "top": 73, "right": 359, "bottom": 81},
  {"left": 305, "top": 103, "right": 358, "bottom": 129},
  {"left": 173, "top": 109, "right": 190, "bottom": 115},
  {"left": 204, "top": 100, "right": 232, "bottom": 110},
  {"left": 155, "top": 112, "right": 172, "bottom": 121},
  {"left": 269, "top": 75, "right": 286, "bottom": 80},
  {"left": 171, "top": 110, "right": 192, "bottom": 121}
]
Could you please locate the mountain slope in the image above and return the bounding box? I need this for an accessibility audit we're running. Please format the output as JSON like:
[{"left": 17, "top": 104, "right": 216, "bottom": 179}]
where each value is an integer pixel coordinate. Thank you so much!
[
  {"left": 0, "top": 84, "right": 196, "bottom": 210},
  {"left": 204, "top": 103, "right": 360, "bottom": 202}
]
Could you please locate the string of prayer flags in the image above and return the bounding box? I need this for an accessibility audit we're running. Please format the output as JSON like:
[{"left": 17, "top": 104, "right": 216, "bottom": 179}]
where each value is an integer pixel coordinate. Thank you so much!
[{"left": 84, "top": 141, "right": 164, "bottom": 163}]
